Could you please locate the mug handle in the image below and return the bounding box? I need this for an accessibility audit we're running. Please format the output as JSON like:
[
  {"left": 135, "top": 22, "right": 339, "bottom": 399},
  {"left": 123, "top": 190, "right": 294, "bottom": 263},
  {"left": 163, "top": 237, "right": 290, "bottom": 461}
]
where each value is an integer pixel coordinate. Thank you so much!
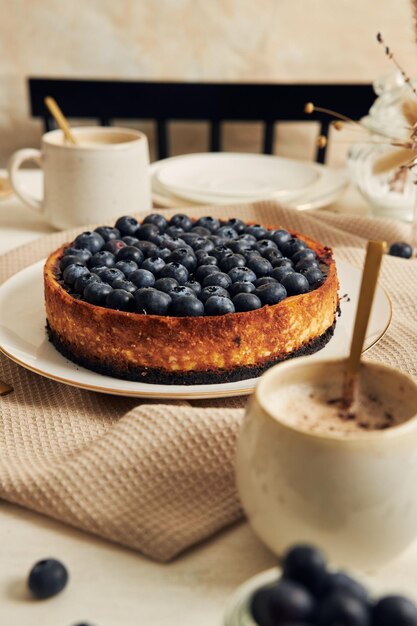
[{"left": 7, "top": 149, "right": 43, "bottom": 213}]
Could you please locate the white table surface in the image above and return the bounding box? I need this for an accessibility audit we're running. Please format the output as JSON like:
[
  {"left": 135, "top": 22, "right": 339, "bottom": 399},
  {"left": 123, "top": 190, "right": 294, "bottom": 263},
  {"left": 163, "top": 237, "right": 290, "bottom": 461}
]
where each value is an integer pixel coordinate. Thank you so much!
[{"left": 1, "top": 169, "right": 417, "bottom": 626}]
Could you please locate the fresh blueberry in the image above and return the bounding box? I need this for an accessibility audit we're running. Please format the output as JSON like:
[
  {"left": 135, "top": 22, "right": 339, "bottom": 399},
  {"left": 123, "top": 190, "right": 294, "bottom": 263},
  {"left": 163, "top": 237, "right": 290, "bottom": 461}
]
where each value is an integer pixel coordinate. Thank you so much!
[
  {"left": 73, "top": 231, "right": 105, "bottom": 254},
  {"left": 195, "top": 249, "right": 210, "bottom": 262},
  {"left": 302, "top": 266, "right": 325, "bottom": 287},
  {"left": 238, "top": 233, "right": 257, "bottom": 245},
  {"left": 135, "top": 223, "right": 160, "bottom": 241},
  {"left": 233, "top": 292, "right": 262, "bottom": 312},
  {"left": 271, "top": 266, "right": 295, "bottom": 282},
  {"left": 197, "top": 254, "right": 217, "bottom": 266},
  {"left": 92, "top": 267, "right": 125, "bottom": 285},
  {"left": 319, "top": 571, "right": 369, "bottom": 604},
  {"left": 281, "top": 272, "right": 310, "bottom": 295},
  {"left": 185, "top": 280, "right": 202, "bottom": 296},
  {"left": 170, "top": 295, "right": 205, "bottom": 317},
  {"left": 111, "top": 278, "right": 137, "bottom": 294},
  {"left": 94, "top": 226, "right": 120, "bottom": 242},
  {"left": 205, "top": 295, "right": 235, "bottom": 316},
  {"left": 84, "top": 281, "right": 113, "bottom": 304},
  {"left": 135, "top": 240, "right": 159, "bottom": 257},
  {"left": 317, "top": 591, "right": 370, "bottom": 626},
  {"left": 250, "top": 586, "right": 276, "bottom": 626},
  {"left": 63, "top": 247, "right": 92, "bottom": 263},
  {"left": 255, "top": 239, "right": 278, "bottom": 253},
  {"left": 165, "top": 225, "right": 185, "bottom": 238},
  {"left": 247, "top": 256, "right": 273, "bottom": 277},
  {"left": 255, "top": 282, "right": 287, "bottom": 305},
  {"left": 135, "top": 287, "right": 172, "bottom": 315},
  {"left": 253, "top": 580, "right": 315, "bottom": 625},
  {"left": 282, "top": 544, "right": 327, "bottom": 594},
  {"left": 209, "top": 234, "right": 226, "bottom": 247},
  {"left": 122, "top": 236, "right": 140, "bottom": 247},
  {"left": 228, "top": 266, "right": 257, "bottom": 283},
  {"left": 191, "top": 225, "right": 212, "bottom": 237},
  {"left": 245, "top": 224, "right": 269, "bottom": 239},
  {"left": 216, "top": 226, "right": 239, "bottom": 240},
  {"left": 160, "top": 262, "right": 189, "bottom": 285},
  {"left": 106, "top": 289, "right": 134, "bottom": 311},
  {"left": 88, "top": 251, "right": 115, "bottom": 269},
  {"left": 129, "top": 268, "right": 156, "bottom": 288},
  {"left": 202, "top": 272, "right": 232, "bottom": 289},
  {"left": 292, "top": 248, "right": 317, "bottom": 264},
  {"left": 115, "top": 215, "right": 139, "bottom": 236},
  {"left": 155, "top": 247, "right": 172, "bottom": 261},
  {"left": 227, "top": 240, "right": 253, "bottom": 255},
  {"left": 195, "top": 264, "right": 221, "bottom": 282},
  {"left": 280, "top": 237, "right": 307, "bottom": 258},
  {"left": 389, "top": 242, "right": 413, "bottom": 259},
  {"left": 103, "top": 239, "right": 126, "bottom": 254},
  {"left": 219, "top": 254, "right": 246, "bottom": 272},
  {"left": 63, "top": 263, "right": 89, "bottom": 286},
  {"left": 60, "top": 254, "right": 87, "bottom": 272},
  {"left": 143, "top": 213, "right": 168, "bottom": 231},
  {"left": 273, "top": 257, "right": 294, "bottom": 269},
  {"left": 229, "top": 281, "right": 256, "bottom": 297},
  {"left": 269, "top": 229, "right": 292, "bottom": 247},
  {"left": 211, "top": 245, "right": 234, "bottom": 261},
  {"left": 116, "top": 246, "right": 144, "bottom": 264},
  {"left": 200, "top": 285, "right": 230, "bottom": 303},
  {"left": 74, "top": 272, "right": 101, "bottom": 294},
  {"left": 261, "top": 248, "right": 283, "bottom": 264},
  {"left": 141, "top": 256, "right": 166, "bottom": 275},
  {"left": 154, "top": 277, "right": 179, "bottom": 293},
  {"left": 169, "top": 213, "right": 193, "bottom": 231},
  {"left": 167, "top": 248, "right": 197, "bottom": 272},
  {"left": 148, "top": 233, "right": 167, "bottom": 247},
  {"left": 224, "top": 218, "right": 246, "bottom": 234},
  {"left": 180, "top": 232, "right": 200, "bottom": 246},
  {"left": 114, "top": 259, "right": 138, "bottom": 278},
  {"left": 373, "top": 595, "right": 417, "bottom": 626},
  {"left": 168, "top": 286, "right": 197, "bottom": 301},
  {"left": 28, "top": 558, "right": 69, "bottom": 599},
  {"left": 254, "top": 276, "right": 277, "bottom": 287},
  {"left": 295, "top": 258, "right": 320, "bottom": 273},
  {"left": 195, "top": 216, "right": 221, "bottom": 232},
  {"left": 192, "top": 237, "right": 215, "bottom": 253}
]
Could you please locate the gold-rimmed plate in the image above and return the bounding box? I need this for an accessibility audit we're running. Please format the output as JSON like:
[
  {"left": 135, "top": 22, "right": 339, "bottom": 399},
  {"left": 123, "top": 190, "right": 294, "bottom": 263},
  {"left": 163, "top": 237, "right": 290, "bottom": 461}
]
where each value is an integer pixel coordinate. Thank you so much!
[{"left": 0, "top": 258, "right": 391, "bottom": 399}]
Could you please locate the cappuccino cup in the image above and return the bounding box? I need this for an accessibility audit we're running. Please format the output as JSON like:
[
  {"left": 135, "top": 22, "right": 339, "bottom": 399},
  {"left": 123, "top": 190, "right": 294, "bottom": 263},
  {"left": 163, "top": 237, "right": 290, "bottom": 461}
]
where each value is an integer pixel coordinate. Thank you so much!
[
  {"left": 236, "top": 357, "right": 417, "bottom": 569},
  {"left": 7, "top": 127, "right": 151, "bottom": 230}
]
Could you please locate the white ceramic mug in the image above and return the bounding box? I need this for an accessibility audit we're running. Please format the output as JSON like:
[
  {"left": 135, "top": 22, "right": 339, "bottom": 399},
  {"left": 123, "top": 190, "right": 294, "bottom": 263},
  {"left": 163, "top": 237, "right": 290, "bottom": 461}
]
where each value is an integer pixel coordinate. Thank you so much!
[
  {"left": 7, "top": 127, "right": 152, "bottom": 230},
  {"left": 236, "top": 357, "right": 417, "bottom": 569}
]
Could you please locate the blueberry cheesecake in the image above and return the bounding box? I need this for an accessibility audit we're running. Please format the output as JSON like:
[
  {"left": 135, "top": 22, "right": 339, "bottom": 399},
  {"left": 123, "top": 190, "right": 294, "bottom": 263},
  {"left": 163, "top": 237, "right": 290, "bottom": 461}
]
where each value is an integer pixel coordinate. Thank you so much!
[{"left": 44, "top": 214, "right": 339, "bottom": 384}]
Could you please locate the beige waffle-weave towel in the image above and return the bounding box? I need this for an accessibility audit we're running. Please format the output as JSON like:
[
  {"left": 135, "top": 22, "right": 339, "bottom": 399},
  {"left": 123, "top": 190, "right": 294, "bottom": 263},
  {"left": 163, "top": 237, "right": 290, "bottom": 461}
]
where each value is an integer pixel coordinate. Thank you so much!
[{"left": 1, "top": 201, "right": 416, "bottom": 561}]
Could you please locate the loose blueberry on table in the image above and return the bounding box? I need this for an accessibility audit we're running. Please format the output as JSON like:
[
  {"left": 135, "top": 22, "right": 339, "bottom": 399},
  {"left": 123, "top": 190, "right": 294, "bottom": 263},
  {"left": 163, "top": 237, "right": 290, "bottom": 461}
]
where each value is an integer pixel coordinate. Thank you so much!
[
  {"left": 60, "top": 215, "right": 328, "bottom": 315},
  {"left": 28, "top": 557, "right": 68, "bottom": 599},
  {"left": 249, "top": 544, "right": 417, "bottom": 626}
]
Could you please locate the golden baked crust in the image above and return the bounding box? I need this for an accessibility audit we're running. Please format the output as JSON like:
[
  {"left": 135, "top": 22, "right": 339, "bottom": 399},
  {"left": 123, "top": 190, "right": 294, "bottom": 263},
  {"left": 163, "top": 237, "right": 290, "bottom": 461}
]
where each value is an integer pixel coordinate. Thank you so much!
[{"left": 44, "top": 226, "right": 339, "bottom": 384}]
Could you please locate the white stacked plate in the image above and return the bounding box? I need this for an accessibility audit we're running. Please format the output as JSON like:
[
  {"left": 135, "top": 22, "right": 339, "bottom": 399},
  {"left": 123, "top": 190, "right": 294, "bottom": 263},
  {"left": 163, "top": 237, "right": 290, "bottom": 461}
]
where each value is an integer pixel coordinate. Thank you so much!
[{"left": 150, "top": 153, "right": 349, "bottom": 210}]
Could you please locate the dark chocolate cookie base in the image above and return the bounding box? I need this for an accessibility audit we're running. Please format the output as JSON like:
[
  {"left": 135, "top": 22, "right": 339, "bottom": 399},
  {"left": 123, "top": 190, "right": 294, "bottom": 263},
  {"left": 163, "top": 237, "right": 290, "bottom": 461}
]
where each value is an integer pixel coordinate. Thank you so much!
[{"left": 46, "top": 320, "right": 336, "bottom": 386}]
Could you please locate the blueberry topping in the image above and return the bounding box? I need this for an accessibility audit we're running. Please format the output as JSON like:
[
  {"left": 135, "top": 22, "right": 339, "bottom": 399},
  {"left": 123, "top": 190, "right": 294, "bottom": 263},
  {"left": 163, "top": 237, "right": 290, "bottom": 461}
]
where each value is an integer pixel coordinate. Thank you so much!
[
  {"left": 167, "top": 248, "right": 197, "bottom": 272},
  {"left": 216, "top": 226, "right": 239, "bottom": 240},
  {"left": 247, "top": 256, "right": 273, "bottom": 277},
  {"left": 233, "top": 292, "right": 262, "bottom": 312},
  {"left": 211, "top": 245, "right": 234, "bottom": 261},
  {"left": 269, "top": 228, "right": 292, "bottom": 247},
  {"left": 295, "top": 258, "right": 320, "bottom": 273},
  {"left": 219, "top": 254, "right": 246, "bottom": 273},
  {"left": 317, "top": 591, "right": 370, "bottom": 626},
  {"left": 281, "top": 272, "right": 310, "bottom": 295},
  {"left": 280, "top": 237, "right": 307, "bottom": 258},
  {"left": 135, "top": 240, "right": 159, "bottom": 257},
  {"left": 141, "top": 256, "right": 166, "bottom": 275},
  {"left": 129, "top": 268, "right": 156, "bottom": 288},
  {"left": 134, "top": 287, "right": 172, "bottom": 315},
  {"left": 111, "top": 278, "right": 137, "bottom": 294},
  {"left": 143, "top": 213, "right": 168, "bottom": 231},
  {"left": 114, "top": 260, "right": 138, "bottom": 278},
  {"left": 254, "top": 276, "right": 277, "bottom": 287},
  {"left": 60, "top": 254, "right": 87, "bottom": 272},
  {"left": 209, "top": 234, "right": 226, "bottom": 247},
  {"left": 135, "top": 223, "right": 160, "bottom": 241},
  {"left": 185, "top": 280, "right": 202, "bottom": 296},
  {"left": 155, "top": 247, "right": 172, "bottom": 261},
  {"left": 303, "top": 266, "right": 325, "bottom": 287},
  {"left": 160, "top": 262, "right": 189, "bottom": 285},
  {"left": 200, "top": 285, "right": 230, "bottom": 303},
  {"left": 389, "top": 242, "right": 413, "bottom": 259},
  {"left": 122, "top": 236, "right": 140, "bottom": 247},
  {"left": 74, "top": 272, "right": 101, "bottom": 294},
  {"left": 169, "top": 213, "right": 193, "bottom": 231},
  {"left": 373, "top": 595, "right": 417, "bottom": 626},
  {"left": 73, "top": 231, "right": 105, "bottom": 254},
  {"left": 202, "top": 272, "right": 232, "bottom": 289},
  {"left": 228, "top": 266, "right": 257, "bottom": 283},
  {"left": 192, "top": 225, "right": 212, "bottom": 237},
  {"left": 88, "top": 251, "right": 115, "bottom": 269},
  {"left": 205, "top": 295, "right": 235, "bottom": 316},
  {"left": 255, "top": 282, "right": 287, "bottom": 305},
  {"left": 63, "top": 247, "right": 92, "bottom": 263},
  {"left": 261, "top": 248, "right": 283, "bottom": 264},
  {"left": 229, "top": 281, "right": 256, "bottom": 297},
  {"left": 238, "top": 233, "right": 257, "bottom": 245},
  {"left": 255, "top": 239, "right": 278, "bottom": 253},
  {"left": 84, "top": 281, "right": 113, "bottom": 304},
  {"left": 154, "top": 277, "right": 179, "bottom": 293},
  {"left": 282, "top": 544, "right": 327, "bottom": 594},
  {"left": 292, "top": 248, "right": 317, "bottom": 264},
  {"left": 195, "top": 264, "right": 221, "bottom": 281},
  {"left": 92, "top": 267, "right": 125, "bottom": 285},
  {"left": 245, "top": 224, "right": 268, "bottom": 239},
  {"left": 28, "top": 558, "right": 68, "bottom": 599},
  {"left": 195, "top": 216, "right": 221, "bottom": 232},
  {"left": 104, "top": 239, "right": 126, "bottom": 254},
  {"left": 170, "top": 295, "right": 205, "bottom": 317},
  {"left": 94, "top": 226, "right": 120, "bottom": 242},
  {"left": 106, "top": 289, "right": 134, "bottom": 311},
  {"left": 273, "top": 257, "right": 294, "bottom": 269},
  {"left": 116, "top": 246, "right": 144, "bottom": 264},
  {"left": 115, "top": 215, "right": 139, "bottom": 236},
  {"left": 197, "top": 254, "right": 217, "bottom": 266},
  {"left": 271, "top": 266, "right": 294, "bottom": 282},
  {"left": 63, "top": 263, "right": 89, "bottom": 285},
  {"left": 224, "top": 217, "right": 246, "bottom": 234},
  {"left": 165, "top": 225, "right": 185, "bottom": 238},
  {"left": 227, "top": 240, "right": 253, "bottom": 255},
  {"left": 192, "top": 237, "right": 215, "bottom": 253},
  {"left": 168, "top": 285, "right": 196, "bottom": 301}
]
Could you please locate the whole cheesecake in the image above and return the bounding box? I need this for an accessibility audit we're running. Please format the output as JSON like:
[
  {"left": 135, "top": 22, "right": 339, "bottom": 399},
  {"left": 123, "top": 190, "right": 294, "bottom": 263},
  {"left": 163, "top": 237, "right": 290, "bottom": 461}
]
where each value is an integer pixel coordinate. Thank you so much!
[{"left": 44, "top": 214, "right": 339, "bottom": 384}]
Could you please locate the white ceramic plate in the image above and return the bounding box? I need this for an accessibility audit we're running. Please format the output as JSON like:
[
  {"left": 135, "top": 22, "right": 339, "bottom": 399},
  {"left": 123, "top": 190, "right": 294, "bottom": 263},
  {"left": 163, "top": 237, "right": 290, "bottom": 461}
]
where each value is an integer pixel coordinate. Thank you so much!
[
  {"left": 150, "top": 160, "right": 348, "bottom": 211},
  {"left": 0, "top": 258, "right": 391, "bottom": 399},
  {"left": 155, "top": 153, "right": 321, "bottom": 202}
]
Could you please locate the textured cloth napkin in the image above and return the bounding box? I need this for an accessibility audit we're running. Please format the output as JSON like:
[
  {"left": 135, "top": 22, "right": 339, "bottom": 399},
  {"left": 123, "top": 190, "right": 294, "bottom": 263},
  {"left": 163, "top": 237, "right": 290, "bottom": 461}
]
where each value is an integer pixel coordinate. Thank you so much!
[{"left": 0, "top": 201, "right": 416, "bottom": 562}]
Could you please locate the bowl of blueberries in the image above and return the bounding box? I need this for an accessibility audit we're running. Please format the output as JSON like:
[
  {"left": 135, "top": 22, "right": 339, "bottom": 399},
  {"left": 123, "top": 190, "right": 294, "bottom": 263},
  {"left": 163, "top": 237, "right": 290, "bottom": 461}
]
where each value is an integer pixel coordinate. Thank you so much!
[{"left": 224, "top": 544, "right": 417, "bottom": 626}]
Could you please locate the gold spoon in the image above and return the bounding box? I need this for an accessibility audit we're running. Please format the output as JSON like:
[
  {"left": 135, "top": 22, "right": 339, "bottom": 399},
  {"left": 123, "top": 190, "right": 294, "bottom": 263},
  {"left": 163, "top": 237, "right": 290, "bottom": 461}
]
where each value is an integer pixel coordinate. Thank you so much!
[
  {"left": 343, "top": 240, "right": 387, "bottom": 406},
  {"left": 44, "top": 96, "right": 77, "bottom": 145}
]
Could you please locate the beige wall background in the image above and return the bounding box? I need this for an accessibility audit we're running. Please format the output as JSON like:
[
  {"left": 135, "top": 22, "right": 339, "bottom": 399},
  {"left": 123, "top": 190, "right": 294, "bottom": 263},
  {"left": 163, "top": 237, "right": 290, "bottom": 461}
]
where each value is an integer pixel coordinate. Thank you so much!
[{"left": 1, "top": 0, "right": 417, "bottom": 166}]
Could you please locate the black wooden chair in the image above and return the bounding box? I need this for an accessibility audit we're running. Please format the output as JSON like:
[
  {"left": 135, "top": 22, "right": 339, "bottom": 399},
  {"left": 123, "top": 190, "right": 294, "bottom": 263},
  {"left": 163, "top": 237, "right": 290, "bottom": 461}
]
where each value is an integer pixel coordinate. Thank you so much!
[{"left": 28, "top": 78, "right": 375, "bottom": 164}]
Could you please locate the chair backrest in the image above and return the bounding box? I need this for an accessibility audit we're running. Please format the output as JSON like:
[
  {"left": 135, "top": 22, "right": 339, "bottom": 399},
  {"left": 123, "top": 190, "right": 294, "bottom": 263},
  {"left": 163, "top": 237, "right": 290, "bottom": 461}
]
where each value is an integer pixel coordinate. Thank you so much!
[{"left": 28, "top": 78, "right": 375, "bottom": 163}]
